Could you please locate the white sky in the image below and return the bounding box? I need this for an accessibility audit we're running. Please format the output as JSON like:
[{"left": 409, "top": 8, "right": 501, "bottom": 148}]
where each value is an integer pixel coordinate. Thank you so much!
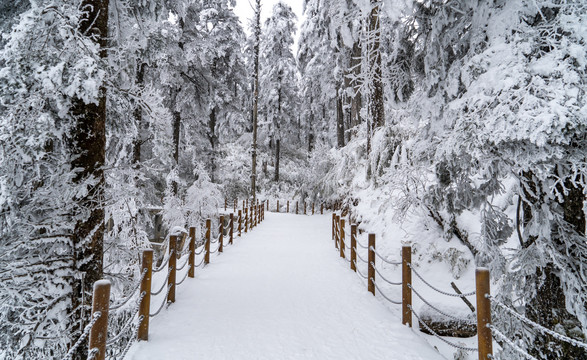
[{"left": 232, "top": 0, "right": 304, "bottom": 51}]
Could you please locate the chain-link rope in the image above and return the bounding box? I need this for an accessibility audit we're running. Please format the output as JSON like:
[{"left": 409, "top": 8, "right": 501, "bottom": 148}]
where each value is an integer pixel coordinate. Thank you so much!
[
  {"left": 354, "top": 260, "right": 368, "bottom": 279},
  {"left": 176, "top": 267, "right": 190, "bottom": 286},
  {"left": 408, "top": 263, "right": 475, "bottom": 297},
  {"left": 488, "top": 324, "right": 538, "bottom": 360},
  {"left": 176, "top": 255, "right": 190, "bottom": 272},
  {"left": 107, "top": 292, "right": 145, "bottom": 346},
  {"left": 370, "top": 247, "right": 402, "bottom": 265},
  {"left": 194, "top": 244, "right": 205, "bottom": 255},
  {"left": 371, "top": 278, "right": 402, "bottom": 305},
  {"left": 109, "top": 268, "right": 148, "bottom": 311},
  {"left": 153, "top": 253, "right": 172, "bottom": 273},
  {"left": 355, "top": 250, "right": 369, "bottom": 264},
  {"left": 409, "top": 305, "right": 478, "bottom": 352},
  {"left": 150, "top": 268, "right": 172, "bottom": 296},
  {"left": 194, "top": 256, "right": 206, "bottom": 268},
  {"left": 149, "top": 284, "right": 173, "bottom": 317},
  {"left": 115, "top": 315, "right": 143, "bottom": 360},
  {"left": 209, "top": 242, "right": 221, "bottom": 254},
  {"left": 371, "top": 263, "right": 402, "bottom": 286},
  {"left": 409, "top": 284, "right": 475, "bottom": 323},
  {"left": 487, "top": 295, "right": 587, "bottom": 350},
  {"left": 60, "top": 312, "right": 101, "bottom": 360},
  {"left": 356, "top": 239, "right": 369, "bottom": 249}
]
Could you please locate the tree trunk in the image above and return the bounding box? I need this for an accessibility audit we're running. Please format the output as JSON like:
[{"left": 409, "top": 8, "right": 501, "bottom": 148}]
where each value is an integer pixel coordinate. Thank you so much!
[
  {"left": 132, "top": 63, "right": 145, "bottom": 166},
  {"left": 350, "top": 41, "right": 362, "bottom": 129},
  {"left": 172, "top": 108, "right": 181, "bottom": 195},
  {"left": 368, "top": 2, "right": 384, "bottom": 129},
  {"left": 336, "top": 88, "right": 345, "bottom": 148},
  {"left": 274, "top": 139, "right": 280, "bottom": 182},
  {"left": 251, "top": 0, "right": 261, "bottom": 202},
  {"left": 69, "top": 0, "right": 108, "bottom": 358},
  {"left": 208, "top": 107, "right": 217, "bottom": 183}
]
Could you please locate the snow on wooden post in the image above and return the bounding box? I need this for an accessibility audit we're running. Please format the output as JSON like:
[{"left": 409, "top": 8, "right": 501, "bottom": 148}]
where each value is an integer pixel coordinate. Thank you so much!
[
  {"left": 368, "top": 234, "right": 375, "bottom": 296},
  {"left": 312, "top": 203, "right": 315, "bottom": 215},
  {"left": 229, "top": 213, "right": 234, "bottom": 244},
  {"left": 350, "top": 225, "right": 357, "bottom": 272},
  {"left": 332, "top": 213, "right": 335, "bottom": 240},
  {"left": 89, "top": 280, "right": 111, "bottom": 360},
  {"left": 205, "top": 219, "right": 211, "bottom": 265},
  {"left": 244, "top": 208, "right": 248, "bottom": 233},
  {"left": 188, "top": 227, "right": 196, "bottom": 278},
  {"left": 219, "top": 216, "right": 224, "bottom": 253},
  {"left": 238, "top": 210, "right": 242, "bottom": 236},
  {"left": 402, "top": 245, "right": 412, "bottom": 327},
  {"left": 287, "top": 200, "right": 290, "bottom": 213},
  {"left": 339, "top": 219, "right": 346, "bottom": 258},
  {"left": 168, "top": 235, "right": 177, "bottom": 303},
  {"left": 476, "top": 268, "right": 493, "bottom": 360},
  {"left": 138, "top": 250, "right": 153, "bottom": 340}
]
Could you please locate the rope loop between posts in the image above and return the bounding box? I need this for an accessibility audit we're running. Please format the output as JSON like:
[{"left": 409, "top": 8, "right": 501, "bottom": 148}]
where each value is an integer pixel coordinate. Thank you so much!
[
  {"left": 194, "top": 256, "right": 206, "bottom": 268},
  {"left": 109, "top": 268, "right": 148, "bottom": 311},
  {"left": 371, "top": 278, "right": 402, "bottom": 305},
  {"left": 116, "top": 315, "right": 143, "bottom": 360},
  {"left": 487, "top": 324, "right": 538, "bottom": 360},
  {"left": 354, "top": 261, "right": 368, "bottom": 279},
  {"left": 209, "top": 242, "right": 221, "bottom": 254},
  {"left": 355, "top": 250, "right": 369, "bottom": 264},
  {"left": 409, "top": 263, "right": 476, "bottom": 297},
  {"left": 150, "top": 284, "right": 173, "bottom": 317},
  {"left": 356, "top": 239, "right": 369, "bottom": 249},
  {"left": 371, "top": 263, "right": 402, "bottom": 286},
  {"left": 408, "top": 284, "right": 475, "bottom": 323},
  {"left": 107, "top": 291, "right": 145, "bottom": 346},
  {"left": 152, "top": 253, "right": 171, "bottom": 273},
  {"left": 194, "top": 244, "right": 205, "bottom": 255},
  {"left": 60, "top": 311, "right": 101, "bottom": 360},
  {"left": 176, "top": 255, "right": 190, "bottom": 272},
  {"left": 176, "top": 266, "right": 190, "bottom": 285},
  {"left": 409, "top": 305, "right": 478, "bottom": 352},
  {"left": 487, "top": 295, "right": 587, "bottom": 350},
  {"left": 151, "top": 268, "right": 172, "bottom": 296},
  {"left": 371, "top": 247, "right": 402, "bottom": 265}
]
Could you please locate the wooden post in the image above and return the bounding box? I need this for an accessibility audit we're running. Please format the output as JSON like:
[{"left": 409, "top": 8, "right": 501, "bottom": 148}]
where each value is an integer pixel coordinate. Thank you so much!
[
  {"left": 254, "top": 205, "right": 257, "bottom": 227},
  {"left": 339, "top": 219, "right": 346, "bottom": 258},
  {"left": 296, "top": 201, "right": 299, "bottom": 214},
  {"left": 350, "top": 225, "right": 357, "bottom": 272},
  {"left": 89, "top": 280, "right": 111, "bottom": 360},
  {"left": 238, "top": 210, "right": 242, "bottom": 236},
  {"left": 332, "top": 213, "right": 335, "bottom": 240},
  {"left": 138, "top": 250, "right": 153, "bottom": 341},
  {"left": 205, "top": 219, "right": 211, "bottom": 265},
  {"left": 287, "top": 200, "right": 289, "bottom": 213},
  {"left": 188, "top": 227, "right": 196, "bottom": 278},
  {"left": 312, "top": 203, "right": 315, "bottom": 215},
  {"left": 476, "top": 268, "right": 493, "bottom": 360},
  {"left": 244, "top": 208, "right": 248, "bottom": 233},
  {"left": 304, "top": 202, "right": 307, "bottom": 215},
  {"left": 321, "top": 203, "right": 323, "bottom": 214},
  {"left": 242, "top": 200, "right": 245, "bottom": 210},
  {"left": 234, "top": 199, "right": 236, "bottom": 212},
  {"left": 229, "top": 213, "right": 234, "bottom": 244},
  {"left": 334, "top": 215, "right": 339, "bottom": 249},
  {"left": 368, "top": 234, "right": 375, "bottom": 296},
  {"left": 224, "top": 198, "right": 227, "bottom": 211},
  {"left": 402, "top": 245, "right": 412, "bottom": 327},
  {"left": 277, "top": 200, "right": 279, "bottom": 213},
  {"left": 168, "top": 235, "right": 177, "bottom": 303},
  {"left": 219, "top": 216, "right": 224, "bottom": 253}
]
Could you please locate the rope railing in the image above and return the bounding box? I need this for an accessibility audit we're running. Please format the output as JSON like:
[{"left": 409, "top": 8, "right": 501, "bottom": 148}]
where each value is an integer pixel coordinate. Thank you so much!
[
  {"left": 409, "top": 284, "right": 474, "bottom": 323},
  {"left": 371, "top": 278, "right": 402, "bottom": 305},
  {"left": 372, "top": 262, "right": 402, "bottom": 286},
  {"left": 82, "top": 200, "right": 267, "bottom": 359},
  {"left": 487, "top": 295, "right": 587, "bottom": 350},
  {"left": 487, "top": 324, "right": 538, "bottom": 360},
  {"left": 409, "top": 263, "right": 476, "bottom": 297},
  {"left": 371, "top": 247, "right": 401, "bottom": 265},
  {"left": 264, "top": 199, "right": 325, "bottom": 215}
]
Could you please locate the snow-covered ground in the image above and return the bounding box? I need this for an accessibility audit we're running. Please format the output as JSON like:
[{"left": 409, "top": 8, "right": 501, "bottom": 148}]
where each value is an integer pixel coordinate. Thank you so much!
[{"left": 127, "top": 212, "right": 446, "bottom": 360}]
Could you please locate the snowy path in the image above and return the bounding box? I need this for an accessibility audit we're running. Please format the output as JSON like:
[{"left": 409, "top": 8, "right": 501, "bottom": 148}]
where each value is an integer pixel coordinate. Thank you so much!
[{"left": 127, "top": 212, "right": 445, "bottom": 360}]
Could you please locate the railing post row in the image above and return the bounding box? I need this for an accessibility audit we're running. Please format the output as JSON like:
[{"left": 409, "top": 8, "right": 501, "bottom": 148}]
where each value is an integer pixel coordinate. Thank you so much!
[
  {"left": 402, "top": 245, "right": 412, "bottom": 327},
  {"left": 138, "top": 250, "right": 153, "bottom": 340},
  {"left": 368, "top": 234, "right": 375, "bottom": 296},
  {"left": 339, "top": 218, "right": 345, "bottom": 258},
  {"left": 89, "top": 280, "right": 111, "bottom": 360},
  {"left": 350, "top": 225, "right": 357, "bottom": 272},
  {"left": 168, "top": 235, "right": 177, "bottom": 303}
]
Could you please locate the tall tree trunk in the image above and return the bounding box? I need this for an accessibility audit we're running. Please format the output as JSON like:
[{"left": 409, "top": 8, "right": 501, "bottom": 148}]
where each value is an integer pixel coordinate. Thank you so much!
[
  {"left": 172, "top": 108, "right": 181, "bottom": 195},
  {"left": 251, "top": 0, "right": 261, "bottom": 202},
  {"left": 132, "top": 63, "right": 146, "bottom": 166},
  {"left": 208, "top": 107, "right": 217, "bottom": 183},
  {"left": 274, "top": 139, "right": 280, "bottom": 182},
  {"left": 336, "top": 88, "right": 345, "bottom": 148},
  {"left": 69, "top": 0, "right": 108, "bottom": 358},
  {"left": 350, "top": 41, "right": 362, "bottom": 129},
  {"left": 368, "top": 1, "right": 384, "bottom": 130}
]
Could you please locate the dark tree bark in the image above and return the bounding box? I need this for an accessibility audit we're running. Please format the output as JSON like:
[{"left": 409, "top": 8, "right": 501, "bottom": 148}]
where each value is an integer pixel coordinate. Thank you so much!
[
  {"left": 132, "top": 63, "right": 146, "bottom": 166},
  {"left": 368, "top": 1, "right": 384, "bottom": 130},
  {"left": 251, "top": 0, "right": 261, "bottom": 202},
  {"left": 69, "top": 0, "right": 108, "bottom": 358},
  {"left": 208, "top": 106, "right": 217, "bottom": 182},
  {"left": 336, "top": 88, "right": 345, "bottom": 148},
  {"left": 274, "top": 139, "right": 280, "bottom": 182}
]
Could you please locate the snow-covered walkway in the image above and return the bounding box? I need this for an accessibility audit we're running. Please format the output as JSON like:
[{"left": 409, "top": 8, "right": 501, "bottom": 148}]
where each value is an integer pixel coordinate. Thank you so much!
[{"left": 127, "top": 212, "right": 445, "bottom": 360}]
